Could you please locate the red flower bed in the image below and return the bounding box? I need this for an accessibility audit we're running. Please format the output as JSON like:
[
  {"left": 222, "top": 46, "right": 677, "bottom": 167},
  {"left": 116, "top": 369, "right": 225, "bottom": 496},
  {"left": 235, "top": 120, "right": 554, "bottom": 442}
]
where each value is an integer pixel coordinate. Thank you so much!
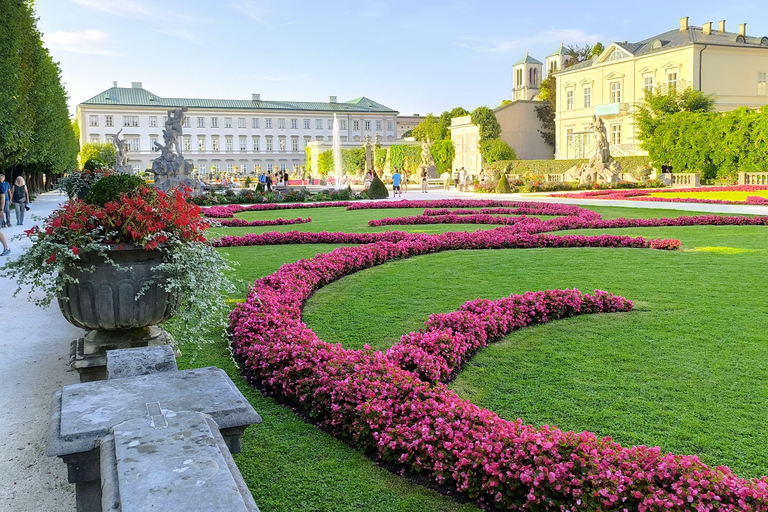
[
  {"left": 229, "top": 238, "right": 767, "bottom": 510},
  {"left": 213, "top": 217, "right": 311, "bottom": 227}
]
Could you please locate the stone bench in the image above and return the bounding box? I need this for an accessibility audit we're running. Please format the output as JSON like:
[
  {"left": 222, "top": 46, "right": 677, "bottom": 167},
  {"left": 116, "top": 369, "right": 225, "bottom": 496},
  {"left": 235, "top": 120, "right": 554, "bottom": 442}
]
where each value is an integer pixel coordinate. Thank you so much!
[
  {"left": 48, "top": 348, "right": 261, "bottom": 512},
  {"left": 100, "top": 410, "right": 259, "bottom": 512}
]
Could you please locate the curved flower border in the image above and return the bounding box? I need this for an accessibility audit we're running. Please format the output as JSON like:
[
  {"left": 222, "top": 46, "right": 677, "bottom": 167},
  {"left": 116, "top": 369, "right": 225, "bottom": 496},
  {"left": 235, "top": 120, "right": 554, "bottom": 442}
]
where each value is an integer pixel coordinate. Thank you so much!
[
  {"left": 229, "top": 235, "right": 767, "bottom": 510},
  {"left": 549, "top": 185, "right": 768, "bottom": 205},
  {"left": 212, "top": 217, "right": 312, "bottom": 227}
]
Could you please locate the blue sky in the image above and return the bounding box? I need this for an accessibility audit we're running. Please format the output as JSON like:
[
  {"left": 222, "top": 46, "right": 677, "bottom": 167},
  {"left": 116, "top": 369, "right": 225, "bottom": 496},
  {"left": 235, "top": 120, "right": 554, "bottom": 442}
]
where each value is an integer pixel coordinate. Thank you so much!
[{"left": 36, "top": 0, "right": 768, "bottom": 117}]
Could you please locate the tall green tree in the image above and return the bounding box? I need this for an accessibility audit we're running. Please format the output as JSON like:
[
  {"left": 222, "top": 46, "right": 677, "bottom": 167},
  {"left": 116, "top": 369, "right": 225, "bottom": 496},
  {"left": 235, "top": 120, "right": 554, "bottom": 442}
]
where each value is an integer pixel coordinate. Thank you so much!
[
  {"left": 79, "top": 142, "right": 116, "bottom": 168},
  {"left": 634, "top": 84, "right": 716, "bottom": 149},
  {"left": 0, "top": 0, "right": 77, "bottom": 189},
  {"left": 411, "top": 113, "right": 444, "bottom": 141},
  {"left": 535, "top": 76, "right": 556, "bottom": 148},
  {"left": 429, "top": 140, "right": 455, "bottom": 172},
  {"left": 470, "top": 106, "right": 501, "bottom": 141},
  {"left": 479, "top": 139, "right": 516, "bottom": 164}
]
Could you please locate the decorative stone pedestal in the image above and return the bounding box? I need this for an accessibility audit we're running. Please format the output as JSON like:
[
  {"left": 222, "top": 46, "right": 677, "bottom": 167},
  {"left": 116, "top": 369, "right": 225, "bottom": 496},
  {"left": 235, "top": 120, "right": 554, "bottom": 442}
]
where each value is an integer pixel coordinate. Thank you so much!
[{"left": 69, "top": 326, "right": 177, "bottom": 382}]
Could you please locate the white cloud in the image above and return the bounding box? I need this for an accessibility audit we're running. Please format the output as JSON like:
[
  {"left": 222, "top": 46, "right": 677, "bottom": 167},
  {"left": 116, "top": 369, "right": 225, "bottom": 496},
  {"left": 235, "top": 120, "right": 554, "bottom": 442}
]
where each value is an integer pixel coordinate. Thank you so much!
[
  {"left": 456, "top": 28, "right": 603, "bottom": 54},
  {"left": 70, "top": 0, "right": 153, "bottom": 18},
  {"left": 231, "top": 0, "right": 270, "bottom": 24},
  {"left": 43, "top": 30, "right": 110, "bottom": 55}
]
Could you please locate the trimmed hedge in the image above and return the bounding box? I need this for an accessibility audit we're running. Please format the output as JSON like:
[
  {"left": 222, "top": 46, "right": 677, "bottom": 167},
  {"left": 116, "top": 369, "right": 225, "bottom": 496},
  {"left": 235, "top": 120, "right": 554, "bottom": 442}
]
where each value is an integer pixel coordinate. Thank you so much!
[{"left": 489, "top": 156, "right": 651, "bottom": 176}]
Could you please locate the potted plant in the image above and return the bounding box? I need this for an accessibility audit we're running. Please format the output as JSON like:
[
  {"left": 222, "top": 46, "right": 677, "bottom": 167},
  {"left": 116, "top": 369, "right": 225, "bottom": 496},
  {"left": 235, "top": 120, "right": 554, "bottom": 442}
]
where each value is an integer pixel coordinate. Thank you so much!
[
  {"left": 57, "top": 167, "right": 114, "bottom": 200},
  {"left": 3, "top": 177, "right": 233, "bottom": 378}
]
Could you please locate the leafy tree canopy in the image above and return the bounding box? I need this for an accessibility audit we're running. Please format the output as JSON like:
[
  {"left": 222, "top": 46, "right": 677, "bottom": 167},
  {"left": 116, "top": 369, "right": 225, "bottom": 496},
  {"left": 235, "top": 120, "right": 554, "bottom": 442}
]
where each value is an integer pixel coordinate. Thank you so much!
[
  {"left": 634, "top": 83, "right": 716, "bottom": 147},
  {"left": 470, "top": 106, "right": 501, "bottom": 141},
  {"left": 479, "top": 139, "right": 516, "bottom": 164},
  {"left": 412, "top": 106, "right": 470, "bottom": 142},
  {"left": 79, "top": 142, "right": 116, "bottom": 169}
]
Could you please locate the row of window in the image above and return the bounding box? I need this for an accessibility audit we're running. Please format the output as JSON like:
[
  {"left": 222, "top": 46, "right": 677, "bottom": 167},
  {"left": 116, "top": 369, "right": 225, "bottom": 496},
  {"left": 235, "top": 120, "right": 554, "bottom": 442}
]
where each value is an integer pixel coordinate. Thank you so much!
[
  {"left": 565, "top": 124, "right": 623, "bottom": 147},
  {"left": 88, "top": 114, "right": 394, "bottom": 131},
  {"left": 564, "top": 73, "right": 680, "bottom": 110}
]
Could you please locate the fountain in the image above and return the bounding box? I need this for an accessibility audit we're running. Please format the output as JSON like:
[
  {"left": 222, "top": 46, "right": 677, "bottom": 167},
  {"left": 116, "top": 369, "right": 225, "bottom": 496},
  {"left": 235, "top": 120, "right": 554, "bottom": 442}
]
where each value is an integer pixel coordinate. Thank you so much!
[{"left": 333, "top": 113, "right": 343, "bottom": 189}]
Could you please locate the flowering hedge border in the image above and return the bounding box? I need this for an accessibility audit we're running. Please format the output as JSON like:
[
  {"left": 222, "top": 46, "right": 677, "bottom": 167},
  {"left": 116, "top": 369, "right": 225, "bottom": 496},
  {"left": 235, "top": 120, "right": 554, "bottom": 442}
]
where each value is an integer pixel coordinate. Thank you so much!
[
  {"left": 549, "top": 185, "right": 768, "bottom": 205},
  {"left": 212, "top": 217, "right": 311, "bottom": 228},
  {"left": 368, "top": 213, "right": 768, "bottom": 231},
  {"left": 229, "top": 237, "right": 768, "bottom": 510},
  {"left": 213, "top": 227, "right": 680, "bottom": 251}
]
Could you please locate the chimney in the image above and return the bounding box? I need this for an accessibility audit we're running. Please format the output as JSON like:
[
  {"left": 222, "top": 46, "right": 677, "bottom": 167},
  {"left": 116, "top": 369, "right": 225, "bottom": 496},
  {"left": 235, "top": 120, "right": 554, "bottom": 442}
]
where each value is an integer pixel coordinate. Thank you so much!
[
  {"left": 702, "top": 22, "right": 712, "bottom": 35},
  {"left": 679, "top": 16, "right": 689, "bottom": 32},
  {"left": 718, "top": 20, "right": 726, "bottom": 33},
  {"left": 131, "top": 81, "right": 142, "bottom": 89},
  {"left": 329, "top": 96, "right": 337, "bottom": 103},
  {"left": 112, "top": 81, "right": 118, "bottom": 88},
  {"left": 739, "top": 23, "right": 747, "bottom": 36},
  {"left": 251, "top": 93, "right": 260, "bottom": 101}
]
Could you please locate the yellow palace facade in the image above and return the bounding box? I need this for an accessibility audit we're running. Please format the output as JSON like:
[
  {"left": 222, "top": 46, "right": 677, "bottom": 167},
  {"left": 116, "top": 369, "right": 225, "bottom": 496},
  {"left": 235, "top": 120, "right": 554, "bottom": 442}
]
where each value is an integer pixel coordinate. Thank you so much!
[{"left": 553, "top": 17, "right": 768, "bottom": 160}]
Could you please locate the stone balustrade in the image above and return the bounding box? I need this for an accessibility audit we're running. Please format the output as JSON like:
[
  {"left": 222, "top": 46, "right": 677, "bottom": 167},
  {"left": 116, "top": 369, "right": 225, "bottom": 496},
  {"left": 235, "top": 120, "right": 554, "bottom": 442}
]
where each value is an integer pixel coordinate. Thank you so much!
[
  {"left": 671, "top": 172, "right": 700, "bottom": 187},
  {"left": 546, "top": 173, "right": 565, "bottom": 183},
  {"left": 738, "top": 172, "right": 768, "bottom": 185}
]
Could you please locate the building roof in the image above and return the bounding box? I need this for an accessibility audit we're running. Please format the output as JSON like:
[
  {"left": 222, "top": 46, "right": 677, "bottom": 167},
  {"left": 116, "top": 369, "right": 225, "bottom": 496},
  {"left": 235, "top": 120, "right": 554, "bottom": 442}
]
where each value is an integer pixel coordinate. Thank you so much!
[
  {"left": 514, "top": 52, "right": 543, "bottom": 65},
  {"left": 546, "top": 43, "right": 569, "bottom": 57},
  {"left": 80, "top": 85, "right": 398, "bottom": 113},
  {"left": 555, "top": 23, "right": 768, "bottom": 74}
]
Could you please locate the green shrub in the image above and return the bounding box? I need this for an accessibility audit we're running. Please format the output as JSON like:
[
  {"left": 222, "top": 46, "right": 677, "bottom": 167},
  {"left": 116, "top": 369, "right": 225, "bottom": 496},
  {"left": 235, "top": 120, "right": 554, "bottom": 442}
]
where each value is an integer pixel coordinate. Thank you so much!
[
  {"left": 367, "top": 175, "right": 389, "bottom": 199},
  {"left": 82, "top": 158, "right": 105, "bottom": 171},
  {"left": 495, "top": 173, "right": 512, "bottom": 194},
  {"left": 83, "top": 174, "right": 146, "bottom": 206},
  {"left": 244, "top": 176, "right": 252, "bottom": 188},
  {"left": 480, "top": 139, "right": 516, "bottom": 164},
  {"left": 255, "top": 183, "right": 264, "bottom": 193}
]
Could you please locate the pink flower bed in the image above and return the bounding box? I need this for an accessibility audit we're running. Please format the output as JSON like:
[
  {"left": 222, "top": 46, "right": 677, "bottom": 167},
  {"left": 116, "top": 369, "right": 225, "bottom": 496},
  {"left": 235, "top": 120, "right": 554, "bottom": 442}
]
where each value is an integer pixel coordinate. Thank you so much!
[
  {"left": 369, "top": 213, "right": 768, "bottom": 232},
  {"left": 550, "top": 185, "right": 768, "bottom": 205},
  {"left": 213, "top": 226, "right": 680, "bottom": 251},
  {"left": 203, "top": 201, "right": 356, "bottom": 218},
  {"left": 213, "top": 217, "right": 312, "bottom": 227},
  {"left": 747, "top": 196, "right": 768, "bottom": 205},
  {"left": 229, "top": 238, "right": 767, "bottom": 510}
]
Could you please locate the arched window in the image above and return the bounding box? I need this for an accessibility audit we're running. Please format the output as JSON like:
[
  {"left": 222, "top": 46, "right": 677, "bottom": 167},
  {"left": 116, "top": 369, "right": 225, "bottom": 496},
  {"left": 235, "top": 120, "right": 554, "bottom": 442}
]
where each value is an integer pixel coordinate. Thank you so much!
[
  {"left": 608, "top": 49, "right": 624, "bottom": 61},
  {"left": 651, "top": 39, "right": 662, "bottom": 50}
]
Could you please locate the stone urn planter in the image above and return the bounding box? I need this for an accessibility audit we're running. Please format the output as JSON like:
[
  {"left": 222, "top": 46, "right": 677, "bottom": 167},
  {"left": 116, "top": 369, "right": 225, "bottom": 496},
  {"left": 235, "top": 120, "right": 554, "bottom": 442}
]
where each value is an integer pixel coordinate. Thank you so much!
[{"left": 58, "top": 244, "right": 179, "bottom": 381}]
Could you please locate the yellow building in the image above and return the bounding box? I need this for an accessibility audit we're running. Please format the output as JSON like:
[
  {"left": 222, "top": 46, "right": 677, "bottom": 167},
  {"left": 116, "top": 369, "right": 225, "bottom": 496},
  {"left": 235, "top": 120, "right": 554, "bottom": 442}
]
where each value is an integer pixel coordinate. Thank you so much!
[{"left": 553, "top": 17, "right": 768, "bottom": 160}]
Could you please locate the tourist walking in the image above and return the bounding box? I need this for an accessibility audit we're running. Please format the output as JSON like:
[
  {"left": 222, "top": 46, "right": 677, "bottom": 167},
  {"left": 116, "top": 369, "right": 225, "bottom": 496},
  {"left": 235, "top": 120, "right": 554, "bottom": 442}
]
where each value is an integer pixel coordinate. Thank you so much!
[
  {"left": 441, "top": 170, "right": 450, "bottom": 191},
  {"left": 402, "top": 171, "right": 409, "bottom": 193},
  {"left": 420, "top": 168, "right": 428, "bottom": 193},
  {"left": 391, "top": 168, "right": 402, "bottom": 197},
  {"left": 0, "top": 174, "right": 10, "bottom": 228},
  {"left": 363, "top": 170, "right": 372, "bottom": 191},
  {"left": 265, "top": 173, "right": 272, "bottom": 191},
  {"left": 11, "top": 176, "right": 29, "bottom": 225},
  {"left": 452, "top": 169, "right": 459, "bottom": 190},
  {"left": 459, "top": 168, "right": 467, "bottom": 192},
  {"left": 0, "top": 191, "right": 9, "bottom": 256}
]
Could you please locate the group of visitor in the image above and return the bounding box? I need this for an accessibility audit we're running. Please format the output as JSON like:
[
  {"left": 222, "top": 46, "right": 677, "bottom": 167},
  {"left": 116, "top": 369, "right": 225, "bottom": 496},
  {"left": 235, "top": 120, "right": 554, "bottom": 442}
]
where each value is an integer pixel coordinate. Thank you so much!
[
  {"left": 258, "top": 171, "right": 290, "bottom": 191},
  {"left": 0, "top": 173, "right": 31, "bottom": 257},
  {"left": 452, "top": 168, "right": 469, "bottom": 191}
]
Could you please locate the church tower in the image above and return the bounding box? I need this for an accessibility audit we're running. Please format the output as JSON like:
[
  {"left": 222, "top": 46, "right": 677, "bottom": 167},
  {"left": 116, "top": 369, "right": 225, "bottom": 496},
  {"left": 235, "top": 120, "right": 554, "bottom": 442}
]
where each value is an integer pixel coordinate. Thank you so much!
[
  {"left": 544, "top": 42, "right": 573, "bottom": 78},
  {"left": 512, "top": 51, "right": 543, "bottom": 101}
]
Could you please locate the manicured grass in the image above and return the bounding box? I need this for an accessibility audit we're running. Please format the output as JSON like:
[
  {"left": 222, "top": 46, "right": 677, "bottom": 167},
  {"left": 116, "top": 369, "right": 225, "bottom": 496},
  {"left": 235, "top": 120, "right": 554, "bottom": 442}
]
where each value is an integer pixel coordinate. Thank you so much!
[
  {"left": 178, "top": 204, "right": 768, "bottom": 511},
  {"left": 647, "top": 190, "right": 768, "bottom": 201}
]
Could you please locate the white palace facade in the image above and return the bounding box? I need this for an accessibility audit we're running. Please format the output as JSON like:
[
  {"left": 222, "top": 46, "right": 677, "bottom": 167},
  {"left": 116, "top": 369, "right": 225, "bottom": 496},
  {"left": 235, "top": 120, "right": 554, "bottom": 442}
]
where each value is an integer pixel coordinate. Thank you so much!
[{"left": 76, "top": 82, "right": 399, "bottom": 175}]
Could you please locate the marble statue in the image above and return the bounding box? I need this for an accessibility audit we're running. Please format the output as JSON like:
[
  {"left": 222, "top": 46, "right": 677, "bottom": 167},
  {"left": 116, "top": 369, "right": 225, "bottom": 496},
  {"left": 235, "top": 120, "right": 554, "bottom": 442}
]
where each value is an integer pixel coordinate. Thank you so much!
[
  {"left": 561, "top": 115, "right": 621, "bottom": 185},
  {"left": 111, "top": 130, "right": 132, "bottom": 174},
  {"left": 150, "top": 107, "right": 199, "bottom": 195},
  {"left": 364, "top": 136, "right": 373, "bottom": 173}
]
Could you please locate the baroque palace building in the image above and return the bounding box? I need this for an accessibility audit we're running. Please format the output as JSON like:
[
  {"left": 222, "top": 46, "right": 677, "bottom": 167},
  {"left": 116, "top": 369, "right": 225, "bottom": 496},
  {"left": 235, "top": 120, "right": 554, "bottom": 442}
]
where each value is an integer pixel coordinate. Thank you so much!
[
  {"left": 76, "top": 82, "right": 399, "bottom": 175},
  {"left": 552, "top": 17, "right": 768, "bottom": 160}
]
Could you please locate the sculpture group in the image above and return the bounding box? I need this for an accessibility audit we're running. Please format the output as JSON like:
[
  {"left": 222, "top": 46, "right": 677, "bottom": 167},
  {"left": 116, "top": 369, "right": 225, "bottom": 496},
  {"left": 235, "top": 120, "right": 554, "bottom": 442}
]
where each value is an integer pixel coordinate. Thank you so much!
[
  {"left": 150, "top": 107, "right": 200, "bottom": 194},
  {"left": 563, "top": 115, "right": 624, "bottom": 185}
]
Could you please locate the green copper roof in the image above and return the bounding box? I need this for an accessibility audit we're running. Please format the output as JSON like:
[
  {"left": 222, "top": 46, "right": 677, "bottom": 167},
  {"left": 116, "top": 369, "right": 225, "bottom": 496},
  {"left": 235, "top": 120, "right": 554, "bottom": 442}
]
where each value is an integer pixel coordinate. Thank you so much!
[
  {"left": 546, "top": 43, "right": 569, "bottom": 57},
  {"left": 81, "top": 87, "right": 398, "bottom": 113},
  {"left": 514, "top": 53, "right": 543, "bottom": 65}
]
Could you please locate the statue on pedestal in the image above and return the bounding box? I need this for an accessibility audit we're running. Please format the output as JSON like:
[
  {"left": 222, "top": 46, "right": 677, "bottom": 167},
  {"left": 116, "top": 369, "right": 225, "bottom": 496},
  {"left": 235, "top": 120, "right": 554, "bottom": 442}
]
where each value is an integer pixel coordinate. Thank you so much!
[
  {"left": 416, "top": 138, "right": 437, "bottom": 179},
  {"left": 151, "top": 107, "right": 200, "bottom": 195},
  {"left": 112, "top": 130, "right": 132, "bottom": 174},
  {"left": 562, "top": 115, "right": 621, "bottom": 185},
  {"left": 364, "top": 136, "right": 373, "bottom": 174}
]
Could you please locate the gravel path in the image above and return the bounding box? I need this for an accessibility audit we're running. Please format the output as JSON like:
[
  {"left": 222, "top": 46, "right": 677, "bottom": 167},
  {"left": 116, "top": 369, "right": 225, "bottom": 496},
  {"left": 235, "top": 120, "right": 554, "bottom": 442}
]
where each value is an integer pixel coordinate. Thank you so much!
[{"left": 0, "top": 188, "right": 764, "bottom": 511}]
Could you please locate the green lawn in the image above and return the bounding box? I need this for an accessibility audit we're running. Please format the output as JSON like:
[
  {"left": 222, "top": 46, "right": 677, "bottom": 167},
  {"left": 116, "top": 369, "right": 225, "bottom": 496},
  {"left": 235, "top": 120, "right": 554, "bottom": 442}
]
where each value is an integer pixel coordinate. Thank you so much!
[{"left": 177, "top": 204, "right": 768, "bottom": 512}]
